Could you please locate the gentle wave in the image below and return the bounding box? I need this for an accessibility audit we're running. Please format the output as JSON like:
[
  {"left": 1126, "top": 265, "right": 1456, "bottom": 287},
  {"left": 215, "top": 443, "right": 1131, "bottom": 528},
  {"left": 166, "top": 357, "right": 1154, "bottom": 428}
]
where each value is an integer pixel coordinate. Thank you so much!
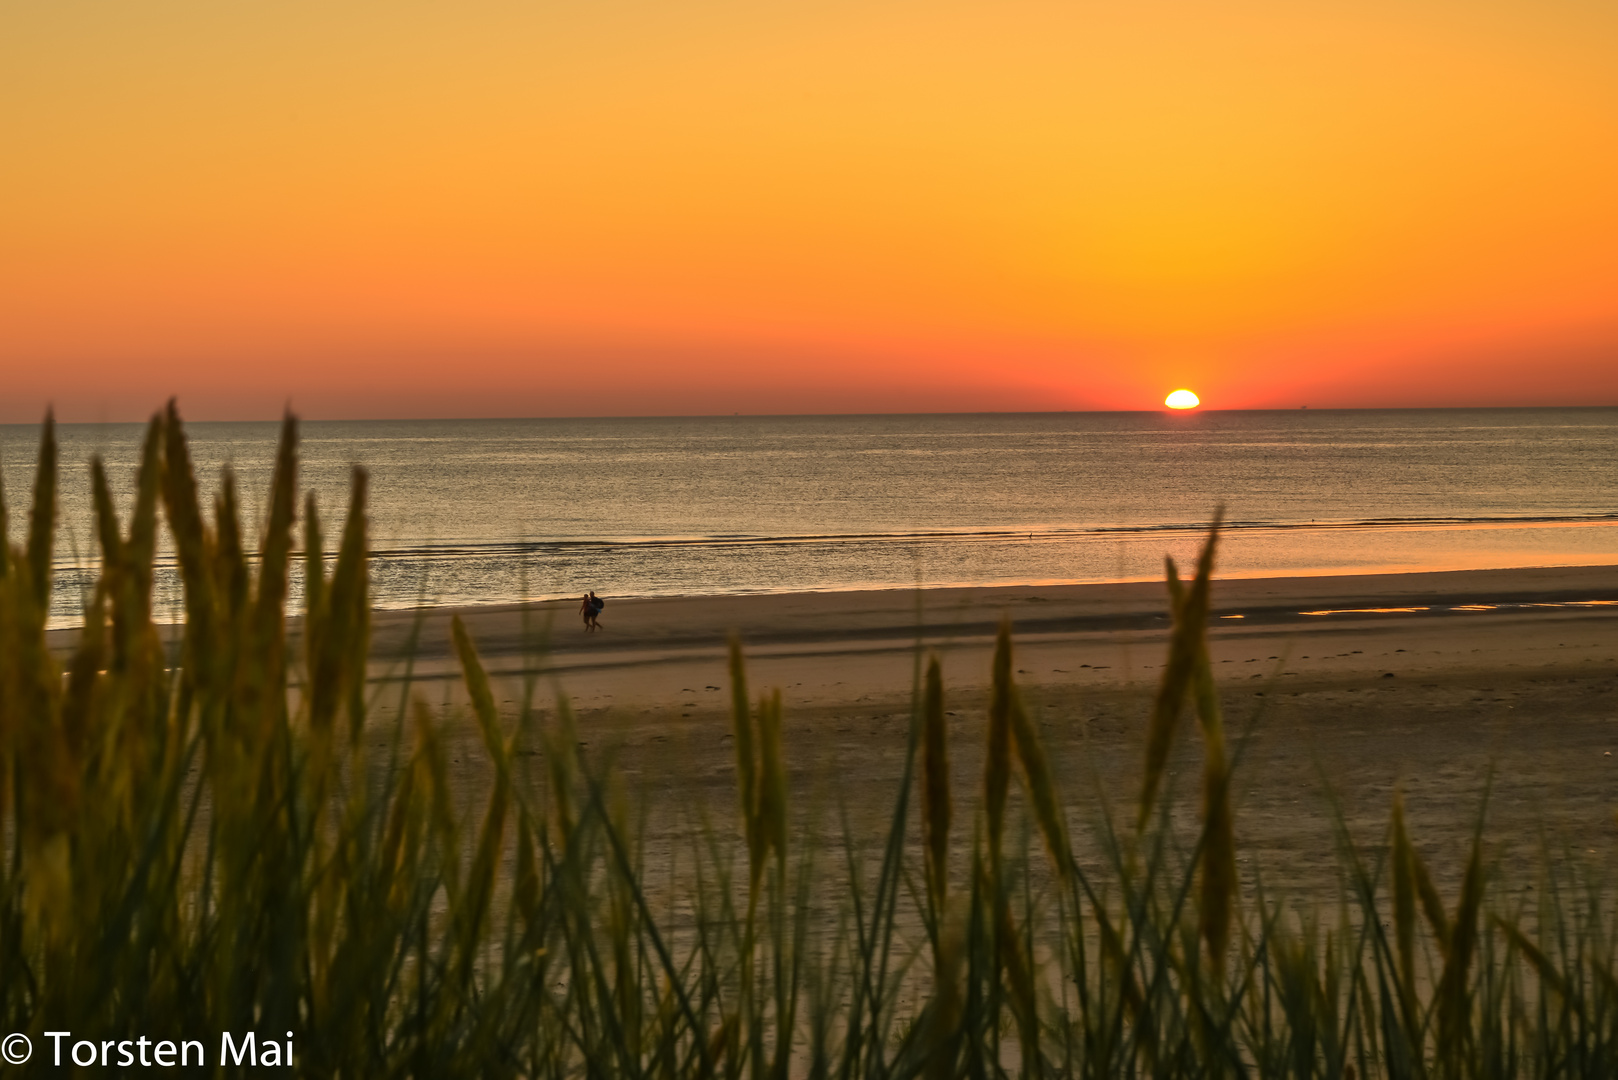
[
  {"left": 44, "top": 511, "right": 1618, "bottom": 571},
  {"left": 366, "top": 513, "right": 1618, "bottom": 557}
]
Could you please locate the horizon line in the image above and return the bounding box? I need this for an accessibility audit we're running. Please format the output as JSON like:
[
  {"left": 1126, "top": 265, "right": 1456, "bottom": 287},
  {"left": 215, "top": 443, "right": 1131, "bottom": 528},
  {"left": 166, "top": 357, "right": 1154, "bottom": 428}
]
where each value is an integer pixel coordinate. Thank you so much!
[{"left": 8, "top": 402, "right": 1618, "bottom": 427}]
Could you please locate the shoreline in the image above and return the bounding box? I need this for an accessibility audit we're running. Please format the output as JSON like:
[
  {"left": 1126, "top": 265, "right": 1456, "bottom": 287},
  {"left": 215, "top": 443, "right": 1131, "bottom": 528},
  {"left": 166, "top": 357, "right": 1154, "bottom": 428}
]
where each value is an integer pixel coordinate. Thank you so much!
[
  {"left": 48, "top": 562, "right": 1618, "bottom": 670},
  {"left": 42, "top": 558, "right": 1618, "bottom": 636},
  {"left": 358, "top": 560, "right": 1618, "bottom": 664},
  {"left": 360, "top": 554, "right": 1618, "bottom": 612}
]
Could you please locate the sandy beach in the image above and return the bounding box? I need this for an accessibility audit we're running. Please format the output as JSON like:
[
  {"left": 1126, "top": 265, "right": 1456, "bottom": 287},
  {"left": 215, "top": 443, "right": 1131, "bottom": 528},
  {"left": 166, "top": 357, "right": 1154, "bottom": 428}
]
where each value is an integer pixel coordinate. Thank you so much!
[
  {"left": 318, "top": 563, "right": 1618, "bottom": 904},
  {"left": 53, "top": 563, "right": 1615, "bottom": 902}
]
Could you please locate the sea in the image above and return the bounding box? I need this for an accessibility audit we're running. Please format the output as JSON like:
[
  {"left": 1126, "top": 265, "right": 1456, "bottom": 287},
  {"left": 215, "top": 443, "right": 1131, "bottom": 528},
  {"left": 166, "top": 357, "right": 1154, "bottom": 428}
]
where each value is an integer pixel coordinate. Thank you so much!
[{"left": 3, "top": 408, "right": 1616, "bottom": 629}]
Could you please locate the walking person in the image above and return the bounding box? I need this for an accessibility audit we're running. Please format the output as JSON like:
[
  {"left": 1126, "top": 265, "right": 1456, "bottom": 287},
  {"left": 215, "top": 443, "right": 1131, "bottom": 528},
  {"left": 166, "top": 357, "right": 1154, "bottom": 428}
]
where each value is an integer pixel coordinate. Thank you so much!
[{"left": 580, "top": 590, "right": 605, "bottom": 632}]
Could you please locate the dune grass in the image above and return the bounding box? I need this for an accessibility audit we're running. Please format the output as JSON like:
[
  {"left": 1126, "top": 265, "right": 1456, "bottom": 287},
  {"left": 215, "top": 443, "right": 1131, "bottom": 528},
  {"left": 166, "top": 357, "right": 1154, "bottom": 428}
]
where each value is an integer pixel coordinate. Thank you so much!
[{"left": 0, "top": 407, "right": 1615, "bottom": 1077}]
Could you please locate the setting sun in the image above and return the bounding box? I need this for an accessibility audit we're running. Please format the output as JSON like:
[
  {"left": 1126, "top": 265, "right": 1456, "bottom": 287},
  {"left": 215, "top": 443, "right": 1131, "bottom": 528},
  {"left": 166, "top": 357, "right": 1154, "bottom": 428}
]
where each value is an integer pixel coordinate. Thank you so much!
[{"left": 1165, "top": 389, "right": 1201, "bottom": 409}]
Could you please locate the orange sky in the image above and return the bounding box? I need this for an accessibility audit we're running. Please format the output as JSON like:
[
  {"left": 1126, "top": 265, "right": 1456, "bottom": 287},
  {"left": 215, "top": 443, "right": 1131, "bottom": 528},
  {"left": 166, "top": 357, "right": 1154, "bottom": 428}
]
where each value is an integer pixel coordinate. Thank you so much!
[{"left": 3, "top": 0, "right": 1617, "bottom": 420}]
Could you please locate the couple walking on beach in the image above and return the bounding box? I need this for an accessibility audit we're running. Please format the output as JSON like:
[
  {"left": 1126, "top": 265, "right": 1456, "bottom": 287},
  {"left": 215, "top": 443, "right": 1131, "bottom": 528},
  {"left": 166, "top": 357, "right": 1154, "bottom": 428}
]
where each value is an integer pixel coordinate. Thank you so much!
[{"left": 580, "top": 591, "right": 605, "bottom": 632}]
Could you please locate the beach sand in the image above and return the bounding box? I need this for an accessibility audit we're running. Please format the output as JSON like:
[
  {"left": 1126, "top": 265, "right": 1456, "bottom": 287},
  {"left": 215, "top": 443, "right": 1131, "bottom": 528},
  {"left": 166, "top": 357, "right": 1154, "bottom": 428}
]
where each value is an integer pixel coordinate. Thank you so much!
[
  {"left": 336, "top": 564, "right": 1618, "bottom": 904},
  {"left": 55, "top": 564, "right": 1614, "bottom": 905}
]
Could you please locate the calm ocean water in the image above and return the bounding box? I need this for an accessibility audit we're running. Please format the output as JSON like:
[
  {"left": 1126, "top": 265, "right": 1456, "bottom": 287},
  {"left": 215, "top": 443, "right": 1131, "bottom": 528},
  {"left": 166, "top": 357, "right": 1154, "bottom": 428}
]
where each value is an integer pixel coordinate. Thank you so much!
[{"left": 3, "top": 409, "right": 1616, "bottom": 627}]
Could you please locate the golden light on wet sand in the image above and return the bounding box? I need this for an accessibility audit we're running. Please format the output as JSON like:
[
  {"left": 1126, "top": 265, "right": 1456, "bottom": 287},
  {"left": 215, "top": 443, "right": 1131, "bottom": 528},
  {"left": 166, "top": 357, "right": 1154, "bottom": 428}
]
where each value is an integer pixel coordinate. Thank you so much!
[{"left": 1165, "top": 389, "right": 1201, "bottom": 409}]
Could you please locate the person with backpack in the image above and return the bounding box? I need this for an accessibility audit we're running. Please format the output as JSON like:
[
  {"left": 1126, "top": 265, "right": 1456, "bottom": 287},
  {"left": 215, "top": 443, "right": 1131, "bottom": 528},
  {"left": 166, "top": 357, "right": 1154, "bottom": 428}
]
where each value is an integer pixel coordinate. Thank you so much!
[{"left": 580, "top": 591, "right": 605, "bottom": 632}]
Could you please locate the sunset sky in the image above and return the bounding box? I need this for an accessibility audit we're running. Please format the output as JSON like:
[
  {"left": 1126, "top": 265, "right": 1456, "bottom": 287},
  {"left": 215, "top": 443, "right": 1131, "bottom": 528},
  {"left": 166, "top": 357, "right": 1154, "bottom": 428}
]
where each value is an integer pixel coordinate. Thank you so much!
[{"left": 4, "top": 0, "right": 1617, "bottom": 421}]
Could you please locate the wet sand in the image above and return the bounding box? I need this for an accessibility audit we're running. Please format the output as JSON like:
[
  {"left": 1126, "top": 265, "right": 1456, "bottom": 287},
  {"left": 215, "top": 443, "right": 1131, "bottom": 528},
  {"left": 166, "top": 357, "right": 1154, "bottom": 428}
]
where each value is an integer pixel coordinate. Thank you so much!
[{"left": 353, "top": 564, "right": 1618, "bottom": 901}]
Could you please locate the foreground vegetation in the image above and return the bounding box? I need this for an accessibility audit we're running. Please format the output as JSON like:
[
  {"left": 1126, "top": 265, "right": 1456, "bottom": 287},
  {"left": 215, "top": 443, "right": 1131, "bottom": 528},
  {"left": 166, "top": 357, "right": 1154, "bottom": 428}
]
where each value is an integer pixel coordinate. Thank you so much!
[{"left": 0, "top": 407, "right": 1615, "bottom": 1077}]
